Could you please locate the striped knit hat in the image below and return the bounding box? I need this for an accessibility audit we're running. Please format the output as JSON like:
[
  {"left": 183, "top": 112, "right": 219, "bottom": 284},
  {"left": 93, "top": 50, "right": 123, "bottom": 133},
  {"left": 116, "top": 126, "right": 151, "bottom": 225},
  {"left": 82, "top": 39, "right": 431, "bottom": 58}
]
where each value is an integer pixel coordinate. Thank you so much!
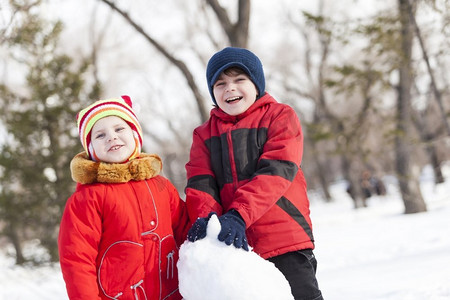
[{"left": 76, "top": 95, "right": 143, "bottom": 162}]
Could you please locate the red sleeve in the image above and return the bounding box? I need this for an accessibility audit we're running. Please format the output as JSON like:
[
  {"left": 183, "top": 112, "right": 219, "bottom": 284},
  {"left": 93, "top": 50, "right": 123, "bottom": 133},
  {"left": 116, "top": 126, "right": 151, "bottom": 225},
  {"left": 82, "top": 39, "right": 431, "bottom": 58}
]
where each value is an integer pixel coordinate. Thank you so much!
[
  {"left": 231, "top": 106, "right": 303, "bottom": 226},
  {"left": 58, "top": 185, "right": 103, "bottom": 300},
  {"left": 165, "top": 179, "right": 191, "bottom": 247},
  {"left": 185, "top": 128, "right": 223, "bottom": 221}
]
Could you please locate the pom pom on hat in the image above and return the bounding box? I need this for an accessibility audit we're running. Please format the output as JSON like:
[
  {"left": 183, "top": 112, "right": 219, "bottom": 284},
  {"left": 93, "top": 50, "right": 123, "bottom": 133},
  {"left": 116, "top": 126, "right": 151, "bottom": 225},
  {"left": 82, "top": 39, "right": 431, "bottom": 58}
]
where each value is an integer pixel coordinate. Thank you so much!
[
  {"left": 206, "top": 47, "right": 265, "bottom": 105},
  {"left": 76, "top": 95, "right": 143, "bottom": 162}
]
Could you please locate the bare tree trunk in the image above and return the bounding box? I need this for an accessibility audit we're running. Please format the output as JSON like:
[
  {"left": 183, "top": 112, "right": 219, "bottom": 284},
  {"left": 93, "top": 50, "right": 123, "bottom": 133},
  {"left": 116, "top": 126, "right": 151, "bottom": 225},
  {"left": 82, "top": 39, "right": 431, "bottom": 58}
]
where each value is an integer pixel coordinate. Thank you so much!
[
  {"left": 306, "top": 135, "right": 332, "bottom": 202},
  {"left": 412, "top": 111, "right": 445, "bottom": 184},
  {"left": 6, "top": 224, "right": 25, "bottom": 265},
  {"left": 406, "top": 0, "right": 450, "bottom": 136},
  {"left": 206, "top": 0, "right": 250, "bottom": 47},
  {"left": 315, "top": 158, "right": 333, "bottom": 202},
  {"left": 396, "top": 0, "right": 427, "bottom": 214},
  {"left": 342, "top": 155, "right": 366, "bottom": 208},
  {"left": 425, "top": 142, "right": 445, "bottom": 184}
]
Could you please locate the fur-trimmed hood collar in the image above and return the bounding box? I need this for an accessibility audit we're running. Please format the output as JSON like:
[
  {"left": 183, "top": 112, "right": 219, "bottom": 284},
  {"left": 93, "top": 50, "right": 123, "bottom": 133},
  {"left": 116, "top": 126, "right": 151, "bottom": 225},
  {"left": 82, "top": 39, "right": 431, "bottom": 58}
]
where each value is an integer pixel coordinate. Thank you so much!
[{"left": 70, "top": 152, "right": 162, "bottom": 184}]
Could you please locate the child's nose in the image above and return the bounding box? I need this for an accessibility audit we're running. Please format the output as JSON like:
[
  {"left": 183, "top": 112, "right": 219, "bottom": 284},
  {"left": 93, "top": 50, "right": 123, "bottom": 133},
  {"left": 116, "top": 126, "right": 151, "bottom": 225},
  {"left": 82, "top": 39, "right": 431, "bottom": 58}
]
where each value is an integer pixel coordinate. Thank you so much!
[
  {"left": 226, "top": 82, "right": 236, "bottom": 91},
  {"left": 107, "top": 133, "right": 118, "bottom": 142}
]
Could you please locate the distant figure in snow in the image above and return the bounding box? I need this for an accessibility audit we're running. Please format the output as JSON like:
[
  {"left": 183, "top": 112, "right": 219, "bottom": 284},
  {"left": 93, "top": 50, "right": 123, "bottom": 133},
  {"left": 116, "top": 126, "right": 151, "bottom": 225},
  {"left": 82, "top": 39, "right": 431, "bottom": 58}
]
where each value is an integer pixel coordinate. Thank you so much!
[
  {"left": 58, "top": 96, "right": 190, "bottom": 300},
  {"left": 347, "top": 170, "right": 387, "bottom": 208},
  {"left": 185, "top": 47, "right": 323, "bottom": 300},
  {"left": 178, "top": 214, "right": 294, "bottom": 300}
]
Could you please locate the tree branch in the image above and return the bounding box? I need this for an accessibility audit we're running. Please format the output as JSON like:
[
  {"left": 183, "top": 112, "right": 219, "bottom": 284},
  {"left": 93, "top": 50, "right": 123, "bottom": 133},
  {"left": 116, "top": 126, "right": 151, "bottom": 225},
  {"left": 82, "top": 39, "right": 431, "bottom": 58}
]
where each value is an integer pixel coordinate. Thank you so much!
[{"left": 99, "top": 0, "right": 209, "bottom": 122}]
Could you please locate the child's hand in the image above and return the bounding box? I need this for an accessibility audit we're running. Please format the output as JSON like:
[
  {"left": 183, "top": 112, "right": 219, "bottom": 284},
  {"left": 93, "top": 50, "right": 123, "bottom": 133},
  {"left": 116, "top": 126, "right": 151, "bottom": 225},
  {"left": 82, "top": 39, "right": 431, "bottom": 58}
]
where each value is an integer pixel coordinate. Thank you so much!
[
  {"left": 218, "top": 210, "right": 249, "bottom": 251},
  {"left": 187, "top": 212, "right": 216, "bottom": 242}
]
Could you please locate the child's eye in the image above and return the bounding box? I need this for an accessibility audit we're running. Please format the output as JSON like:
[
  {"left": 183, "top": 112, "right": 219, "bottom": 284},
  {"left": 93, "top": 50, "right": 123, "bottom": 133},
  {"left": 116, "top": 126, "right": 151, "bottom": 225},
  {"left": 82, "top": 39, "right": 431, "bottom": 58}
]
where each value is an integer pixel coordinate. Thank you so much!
[
  {"left": 116, "top": 127, "right": 125, "bottom": 133},
  {"left": 215, "top": 82, "right": 225, "bottom": 87},
  {"left": 95, "top": 133, "right": 105, "bottom": 139}
]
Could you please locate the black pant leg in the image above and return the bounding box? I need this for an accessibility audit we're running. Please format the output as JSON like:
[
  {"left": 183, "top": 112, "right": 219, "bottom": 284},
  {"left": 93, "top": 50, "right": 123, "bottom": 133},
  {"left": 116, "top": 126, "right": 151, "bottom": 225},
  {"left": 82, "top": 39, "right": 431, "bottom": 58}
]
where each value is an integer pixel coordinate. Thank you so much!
[{"left": 268, "top": 249, "right": 323, "bottom": 300}]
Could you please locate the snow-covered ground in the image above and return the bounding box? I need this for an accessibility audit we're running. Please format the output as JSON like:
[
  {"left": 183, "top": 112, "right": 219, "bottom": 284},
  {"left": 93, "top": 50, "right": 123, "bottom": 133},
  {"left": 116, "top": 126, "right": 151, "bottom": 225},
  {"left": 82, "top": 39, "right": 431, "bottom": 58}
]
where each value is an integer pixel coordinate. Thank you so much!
[
  {"left": 0, "top": 164, "right": 449, "bottom": 300},
  {"left": 310, "top": 167, "right": 450, "bottom": 300}
]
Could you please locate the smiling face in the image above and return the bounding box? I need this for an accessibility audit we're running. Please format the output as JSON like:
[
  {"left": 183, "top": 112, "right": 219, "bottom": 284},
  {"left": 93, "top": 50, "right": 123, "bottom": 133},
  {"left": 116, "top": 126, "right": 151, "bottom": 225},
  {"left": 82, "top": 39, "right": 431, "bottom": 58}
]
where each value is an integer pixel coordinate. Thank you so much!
[
  {"left": 90, "top": 115, "right": 136, "bottom": 163},
  {"left": 212, "top": 68, "right": 258, "bottom": 116}
]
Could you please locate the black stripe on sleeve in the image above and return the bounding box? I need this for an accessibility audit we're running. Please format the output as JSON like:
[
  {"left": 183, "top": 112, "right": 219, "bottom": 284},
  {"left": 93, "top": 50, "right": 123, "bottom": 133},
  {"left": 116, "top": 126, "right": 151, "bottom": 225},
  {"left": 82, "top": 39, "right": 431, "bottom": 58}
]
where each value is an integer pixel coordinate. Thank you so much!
[
  {"left": 186, "top": 174, "right": 221, "bottom": 205},
  {"left": 254, "top": 159, "right": 298, "bottom": 181},
  {"left": 276, "top": 196, "right": 314, "bottom": 242}
]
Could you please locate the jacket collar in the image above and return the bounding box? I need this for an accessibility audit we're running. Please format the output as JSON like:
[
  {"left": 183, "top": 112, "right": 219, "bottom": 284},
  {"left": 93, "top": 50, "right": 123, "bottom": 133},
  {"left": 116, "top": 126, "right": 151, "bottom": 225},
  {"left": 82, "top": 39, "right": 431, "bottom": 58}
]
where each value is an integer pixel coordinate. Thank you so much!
[
  {"left": 210, "top": 93, "right": 277, "bottom": 122},
  {"left": 70, "top": 152, "right": 162, "bottom": 184}
]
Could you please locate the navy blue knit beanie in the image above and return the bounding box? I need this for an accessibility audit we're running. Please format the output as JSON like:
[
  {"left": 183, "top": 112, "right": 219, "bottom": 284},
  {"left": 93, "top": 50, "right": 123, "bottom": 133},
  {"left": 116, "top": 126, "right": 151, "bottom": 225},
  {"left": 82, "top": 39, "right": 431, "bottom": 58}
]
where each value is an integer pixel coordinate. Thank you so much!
[{"left": 206, "top": 47, "right": 265, "bottom": 105}]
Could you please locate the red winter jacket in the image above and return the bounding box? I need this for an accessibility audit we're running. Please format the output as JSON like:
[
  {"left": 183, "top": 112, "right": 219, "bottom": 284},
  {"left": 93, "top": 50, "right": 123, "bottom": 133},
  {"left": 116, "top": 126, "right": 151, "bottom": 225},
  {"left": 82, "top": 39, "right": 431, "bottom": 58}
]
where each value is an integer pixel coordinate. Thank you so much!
[
  {"left": 59, "top": 153, "right": 189, "bottom": 300},
  {"left": 185, "top": 93, "right": 315, "bottom": 259}
]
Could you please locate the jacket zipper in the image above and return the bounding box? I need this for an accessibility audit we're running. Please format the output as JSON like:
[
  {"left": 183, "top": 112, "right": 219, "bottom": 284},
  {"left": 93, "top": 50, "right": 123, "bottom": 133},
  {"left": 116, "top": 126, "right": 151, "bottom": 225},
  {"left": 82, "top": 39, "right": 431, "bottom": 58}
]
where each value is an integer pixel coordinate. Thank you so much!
[{"left": 141, "top": 180, "right": 158, "bottom": 236}]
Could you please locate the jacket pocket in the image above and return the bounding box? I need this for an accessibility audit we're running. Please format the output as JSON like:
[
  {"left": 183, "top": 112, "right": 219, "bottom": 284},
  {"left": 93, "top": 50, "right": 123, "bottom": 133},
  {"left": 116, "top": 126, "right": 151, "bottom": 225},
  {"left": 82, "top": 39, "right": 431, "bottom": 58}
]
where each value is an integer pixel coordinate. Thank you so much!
[
  {"left": 98, "top": 240, "right": 145, "bottom": 299},
  {"left": 160, "top": 235, "right": 180, "bottom": 299}
]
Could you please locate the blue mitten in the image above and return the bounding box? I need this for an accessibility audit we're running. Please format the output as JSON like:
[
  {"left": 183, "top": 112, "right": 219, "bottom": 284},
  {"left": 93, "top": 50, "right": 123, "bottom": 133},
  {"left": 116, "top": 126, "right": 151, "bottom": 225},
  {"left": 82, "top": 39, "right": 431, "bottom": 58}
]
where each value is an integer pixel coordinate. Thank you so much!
[
  {"left": 187, "top": 212, "right": 216, "bottom": 242},
  {"left": 218, "top": 210, "right": 249, "bottom": 251}
]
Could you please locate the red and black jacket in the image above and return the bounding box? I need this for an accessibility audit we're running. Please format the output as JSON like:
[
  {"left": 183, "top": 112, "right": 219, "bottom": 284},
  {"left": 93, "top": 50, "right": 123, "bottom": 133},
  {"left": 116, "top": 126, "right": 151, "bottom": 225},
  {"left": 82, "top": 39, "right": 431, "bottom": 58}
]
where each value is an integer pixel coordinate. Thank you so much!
[{"left": 185, "top": 93, "right": 315, "bottom": 259}]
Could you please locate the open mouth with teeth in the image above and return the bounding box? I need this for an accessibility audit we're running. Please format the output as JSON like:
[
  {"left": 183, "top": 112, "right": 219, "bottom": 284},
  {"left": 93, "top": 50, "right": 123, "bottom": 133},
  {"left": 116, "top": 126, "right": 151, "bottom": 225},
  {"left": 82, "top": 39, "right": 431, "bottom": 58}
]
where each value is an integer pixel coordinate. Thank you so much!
[
  {"left": 109, "top": 145, "right": 123, "bottom": 151},
  {"left": 225, "top": 96, "right": 242, "bottom": 103}
]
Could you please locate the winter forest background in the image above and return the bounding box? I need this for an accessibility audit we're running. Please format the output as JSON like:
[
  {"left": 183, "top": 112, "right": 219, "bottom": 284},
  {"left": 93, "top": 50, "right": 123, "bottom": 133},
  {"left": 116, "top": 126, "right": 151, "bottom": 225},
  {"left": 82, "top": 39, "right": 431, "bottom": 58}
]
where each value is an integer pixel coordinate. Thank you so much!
[{"left": 0, "top": 0, "right": 449, "bottom": 297}]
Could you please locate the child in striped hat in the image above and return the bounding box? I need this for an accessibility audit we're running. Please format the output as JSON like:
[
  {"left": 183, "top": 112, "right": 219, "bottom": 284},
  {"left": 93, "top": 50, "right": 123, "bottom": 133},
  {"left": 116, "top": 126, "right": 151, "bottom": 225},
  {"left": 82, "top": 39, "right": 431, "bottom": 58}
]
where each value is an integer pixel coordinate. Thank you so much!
[
  {"left": 59, "top": 95, "right": 190, "bottom": 300},
  {"left": 76, "top": 95, "right": 143, "bottom": 163}
]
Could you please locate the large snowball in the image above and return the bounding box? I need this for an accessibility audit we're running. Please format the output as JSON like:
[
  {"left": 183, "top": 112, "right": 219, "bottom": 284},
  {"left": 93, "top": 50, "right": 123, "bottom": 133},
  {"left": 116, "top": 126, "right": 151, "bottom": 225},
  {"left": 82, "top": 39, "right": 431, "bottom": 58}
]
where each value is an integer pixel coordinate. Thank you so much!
[{"left": 178, "top": 214, "right": 294, "bottom": 300}]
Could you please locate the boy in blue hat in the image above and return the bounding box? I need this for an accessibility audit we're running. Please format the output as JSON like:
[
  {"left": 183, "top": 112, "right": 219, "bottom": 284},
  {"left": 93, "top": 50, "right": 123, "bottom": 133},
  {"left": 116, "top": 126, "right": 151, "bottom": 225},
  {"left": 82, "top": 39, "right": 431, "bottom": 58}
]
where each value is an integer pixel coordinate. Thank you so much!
[{"left": 185, "top": 47, "right": 323, "bottom": 300}]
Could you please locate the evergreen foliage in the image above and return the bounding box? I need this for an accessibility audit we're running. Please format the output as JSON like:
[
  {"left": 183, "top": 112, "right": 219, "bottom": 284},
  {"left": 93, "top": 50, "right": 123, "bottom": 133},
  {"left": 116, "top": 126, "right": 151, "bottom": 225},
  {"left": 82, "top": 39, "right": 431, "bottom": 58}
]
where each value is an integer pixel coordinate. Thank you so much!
[{"left": 0, "top": 1, "right": 101, "bottom": 264}]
